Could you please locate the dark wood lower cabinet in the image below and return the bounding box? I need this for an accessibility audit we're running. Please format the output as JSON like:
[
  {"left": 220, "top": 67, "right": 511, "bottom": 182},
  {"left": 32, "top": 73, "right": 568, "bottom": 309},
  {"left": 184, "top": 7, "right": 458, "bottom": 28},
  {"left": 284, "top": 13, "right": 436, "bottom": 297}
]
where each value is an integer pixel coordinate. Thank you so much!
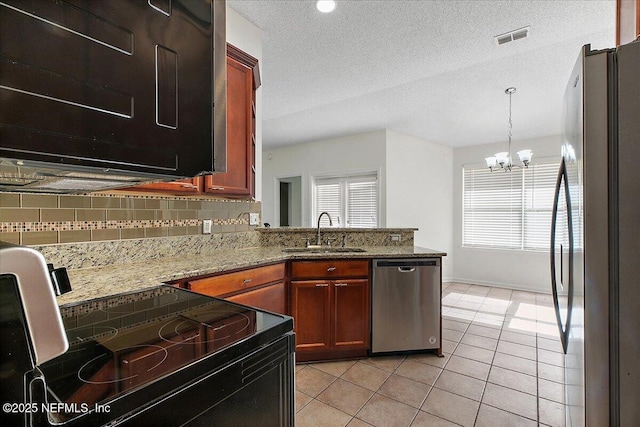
[
  {"left": 184, "top": 263, "right": 287, "bottom": 316},
  {"left": 226, "top": 281, "right": 286, "bottom": 315},
  {"left": 333, "top": 279, "right": 369, "bottom": 351},
  {"left": 291, "top": 278, "right": 369, "bottom": 362},
  {"left": 291, "top": 280, "right": 331, "bottom": 353},
  {"left": 179, "top": 259, "right": 371, "bottom": 362}
]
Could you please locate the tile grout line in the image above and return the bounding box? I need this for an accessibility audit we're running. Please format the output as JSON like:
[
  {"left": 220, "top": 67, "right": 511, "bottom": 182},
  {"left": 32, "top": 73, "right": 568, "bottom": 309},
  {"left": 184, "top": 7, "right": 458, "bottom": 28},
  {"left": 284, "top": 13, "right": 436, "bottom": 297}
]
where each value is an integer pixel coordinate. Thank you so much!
[{"left": 469, "top": 290, "right": 494, "bottom": 427}]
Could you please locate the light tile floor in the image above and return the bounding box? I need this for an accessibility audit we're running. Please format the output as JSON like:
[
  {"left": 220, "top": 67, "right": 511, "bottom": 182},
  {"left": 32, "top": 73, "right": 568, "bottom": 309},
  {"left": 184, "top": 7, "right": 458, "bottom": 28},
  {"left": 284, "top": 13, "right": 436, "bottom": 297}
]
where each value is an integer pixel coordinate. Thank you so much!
[{"left": 295, "top": 282, "right": 565, "bottom": 427}]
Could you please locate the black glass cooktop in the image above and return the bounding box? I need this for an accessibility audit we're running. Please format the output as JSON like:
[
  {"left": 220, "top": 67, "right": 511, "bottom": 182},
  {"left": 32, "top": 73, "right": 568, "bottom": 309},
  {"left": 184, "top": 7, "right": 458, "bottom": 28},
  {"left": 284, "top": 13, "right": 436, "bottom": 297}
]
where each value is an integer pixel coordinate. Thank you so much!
[{"left": 39, "top": 286, "right": 292, "bottom": 424}]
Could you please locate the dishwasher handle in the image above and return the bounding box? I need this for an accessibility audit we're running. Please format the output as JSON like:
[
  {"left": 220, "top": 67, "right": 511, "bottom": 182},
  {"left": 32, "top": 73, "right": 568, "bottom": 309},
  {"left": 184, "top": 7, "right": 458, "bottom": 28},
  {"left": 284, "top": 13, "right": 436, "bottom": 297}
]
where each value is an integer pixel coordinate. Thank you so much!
[
  {"left": 375, "top": 259, "right": 439, "bottom": 268},
  {"left": 398, "top": 267, "right": 416, "bottom": 273}
]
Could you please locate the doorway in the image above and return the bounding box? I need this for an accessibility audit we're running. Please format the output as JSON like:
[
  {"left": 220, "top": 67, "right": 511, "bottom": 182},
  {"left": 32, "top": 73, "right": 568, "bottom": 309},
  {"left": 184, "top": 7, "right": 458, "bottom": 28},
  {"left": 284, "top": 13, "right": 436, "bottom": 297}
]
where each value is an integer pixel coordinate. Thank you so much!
[{"left": 277, "top": 176, "right": 302, "bottom": 227}]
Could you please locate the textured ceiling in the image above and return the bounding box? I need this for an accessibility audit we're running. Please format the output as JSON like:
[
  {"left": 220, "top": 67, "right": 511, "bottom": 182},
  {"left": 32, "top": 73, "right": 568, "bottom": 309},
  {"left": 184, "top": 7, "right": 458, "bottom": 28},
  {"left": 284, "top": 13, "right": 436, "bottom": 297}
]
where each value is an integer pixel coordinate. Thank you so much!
[{"left": 228, "top": 0, "right": 616, "bottom": 149}]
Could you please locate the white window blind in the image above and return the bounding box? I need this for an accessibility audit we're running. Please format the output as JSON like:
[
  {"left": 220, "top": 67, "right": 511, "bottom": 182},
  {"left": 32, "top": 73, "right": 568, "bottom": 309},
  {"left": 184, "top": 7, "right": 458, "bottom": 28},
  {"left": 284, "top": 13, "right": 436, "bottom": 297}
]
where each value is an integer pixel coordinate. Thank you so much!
[
  {"left": 314, "top": 174, "right": 378, "bottom": 228},
  {"left": 523, "top": 162, "right": 558, "bottom": 250},
  {"left": 463, "top": 166, "right": 523, "bottom": 249},
  {"left": 463, "top": 159, "right": 571, "bottom": 251},
  {"left": 347, "top": 177, "right": 378, "bottom": 228},
  {"left": 314, "top": 177, "right": 343, "bottom": 227}
]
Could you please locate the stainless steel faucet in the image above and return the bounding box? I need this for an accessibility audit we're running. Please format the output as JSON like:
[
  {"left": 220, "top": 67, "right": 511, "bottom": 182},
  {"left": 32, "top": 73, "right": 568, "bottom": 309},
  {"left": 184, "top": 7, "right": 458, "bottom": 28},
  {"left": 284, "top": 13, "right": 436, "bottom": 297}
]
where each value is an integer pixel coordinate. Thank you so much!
[{"left": 316, "top": 212, "right": 333, "bottom": 245}]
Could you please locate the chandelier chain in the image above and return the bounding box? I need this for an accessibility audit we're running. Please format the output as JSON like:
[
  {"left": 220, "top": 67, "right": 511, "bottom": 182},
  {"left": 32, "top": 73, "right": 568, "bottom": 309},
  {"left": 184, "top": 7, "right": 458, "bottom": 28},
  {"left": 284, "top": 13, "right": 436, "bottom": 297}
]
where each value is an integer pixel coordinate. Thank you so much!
[
  {"left": 508, "top": 89, "right": 513, "bottom": 168},
  {"left": 485, "top": 86, "right": 531, "bottom": 172}
]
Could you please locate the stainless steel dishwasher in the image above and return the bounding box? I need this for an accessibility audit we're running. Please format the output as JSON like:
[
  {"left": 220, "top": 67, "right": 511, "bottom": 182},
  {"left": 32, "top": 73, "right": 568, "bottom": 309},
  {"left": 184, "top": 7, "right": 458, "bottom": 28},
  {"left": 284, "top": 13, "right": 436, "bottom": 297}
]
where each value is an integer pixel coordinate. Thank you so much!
[{"left": 371, "top": 258, "right": 441, "bottom": 355}]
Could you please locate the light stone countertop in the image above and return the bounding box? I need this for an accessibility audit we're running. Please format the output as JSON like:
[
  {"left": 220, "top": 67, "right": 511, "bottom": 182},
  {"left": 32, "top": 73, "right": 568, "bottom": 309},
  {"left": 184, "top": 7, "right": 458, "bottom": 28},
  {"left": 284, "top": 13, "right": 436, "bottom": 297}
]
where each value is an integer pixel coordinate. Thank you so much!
[{"left": 60, "top": 245, "right": 446, "bottom": 306}]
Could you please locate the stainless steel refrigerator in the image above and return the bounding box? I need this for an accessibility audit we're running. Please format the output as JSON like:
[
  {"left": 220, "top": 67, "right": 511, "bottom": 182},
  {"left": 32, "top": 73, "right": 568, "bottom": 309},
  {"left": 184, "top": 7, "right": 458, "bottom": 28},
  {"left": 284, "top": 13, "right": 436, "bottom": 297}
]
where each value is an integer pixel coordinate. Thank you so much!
[{"left": 552, "top": 41, "right": 640, "bottom": 426}]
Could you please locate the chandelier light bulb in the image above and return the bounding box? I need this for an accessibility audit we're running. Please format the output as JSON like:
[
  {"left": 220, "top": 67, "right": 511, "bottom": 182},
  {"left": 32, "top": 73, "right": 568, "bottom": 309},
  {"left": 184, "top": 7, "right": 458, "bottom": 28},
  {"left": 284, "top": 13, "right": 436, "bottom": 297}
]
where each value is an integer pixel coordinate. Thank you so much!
[
  {"left": 517, "top": 149, "right": 533, "bottom": 166},
  {"left": 316, "top": 0, "right": 336, "bottom": 13},
  {"left": 485, "top": 157, "right": 497, "bottom": 170},
  {"left": 495, "top": 152, "right": 510, "bottom": 167}
]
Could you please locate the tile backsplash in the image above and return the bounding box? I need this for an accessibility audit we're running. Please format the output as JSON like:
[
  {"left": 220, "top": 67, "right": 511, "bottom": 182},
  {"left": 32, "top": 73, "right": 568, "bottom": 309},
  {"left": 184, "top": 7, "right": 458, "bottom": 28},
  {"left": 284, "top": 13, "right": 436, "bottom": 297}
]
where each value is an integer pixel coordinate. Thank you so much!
[{"left": 0, "top": 192, "right": 260, "bottom": 245}]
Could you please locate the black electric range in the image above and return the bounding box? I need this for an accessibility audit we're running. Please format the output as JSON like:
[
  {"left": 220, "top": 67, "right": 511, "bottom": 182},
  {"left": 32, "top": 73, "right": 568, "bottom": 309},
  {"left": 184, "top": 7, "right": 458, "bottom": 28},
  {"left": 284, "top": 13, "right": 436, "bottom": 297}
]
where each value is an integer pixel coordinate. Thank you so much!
[{"left": 35, "top": 286, "right": 295, "bottom": 427}]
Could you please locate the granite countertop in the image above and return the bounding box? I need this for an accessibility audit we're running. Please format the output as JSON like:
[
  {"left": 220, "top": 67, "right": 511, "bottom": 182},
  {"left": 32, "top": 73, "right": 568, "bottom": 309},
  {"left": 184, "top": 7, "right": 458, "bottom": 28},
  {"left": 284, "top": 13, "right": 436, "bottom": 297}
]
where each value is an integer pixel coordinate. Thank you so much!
[{"left": 60, "top": 245, "right": 446, "bottom": 306}]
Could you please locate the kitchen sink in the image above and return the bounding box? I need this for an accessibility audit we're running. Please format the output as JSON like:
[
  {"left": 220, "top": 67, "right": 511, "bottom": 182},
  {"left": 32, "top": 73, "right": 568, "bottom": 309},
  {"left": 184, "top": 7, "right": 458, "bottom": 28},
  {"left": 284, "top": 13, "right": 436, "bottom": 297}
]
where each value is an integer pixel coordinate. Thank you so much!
[{"left": 282, "top": 247, "right": 366, "bottom": 253}]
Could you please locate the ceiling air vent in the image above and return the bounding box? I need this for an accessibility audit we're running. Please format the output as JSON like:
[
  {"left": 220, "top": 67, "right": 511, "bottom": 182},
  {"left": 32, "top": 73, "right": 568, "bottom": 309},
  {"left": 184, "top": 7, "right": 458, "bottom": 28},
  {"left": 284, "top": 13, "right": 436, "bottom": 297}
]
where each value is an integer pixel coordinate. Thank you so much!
[{"left": 495, "top": 26, "right": 530, "bottom": 45}]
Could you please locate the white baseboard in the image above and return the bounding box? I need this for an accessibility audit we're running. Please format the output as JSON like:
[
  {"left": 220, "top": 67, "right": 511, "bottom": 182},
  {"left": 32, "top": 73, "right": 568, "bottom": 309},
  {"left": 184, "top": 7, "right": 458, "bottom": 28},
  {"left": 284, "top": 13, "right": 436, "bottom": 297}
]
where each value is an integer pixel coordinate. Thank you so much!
[{"left": 447, "top": 277, "right": 552, "bottom": 294}]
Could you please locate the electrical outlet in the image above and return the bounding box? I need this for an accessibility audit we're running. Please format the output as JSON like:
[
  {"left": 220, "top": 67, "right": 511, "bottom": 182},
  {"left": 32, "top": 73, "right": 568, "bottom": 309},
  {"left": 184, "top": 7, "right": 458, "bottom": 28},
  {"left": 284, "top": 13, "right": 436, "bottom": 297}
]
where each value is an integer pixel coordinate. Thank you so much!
[
  {"left": 390, "top": 234, "right": 401, "bottom": 242},
  {"left": 202, "top": 219, "right": 212, "bottom": 234},
  {"left": 249, "top": 212, "right": 260, "bottom": 226}
]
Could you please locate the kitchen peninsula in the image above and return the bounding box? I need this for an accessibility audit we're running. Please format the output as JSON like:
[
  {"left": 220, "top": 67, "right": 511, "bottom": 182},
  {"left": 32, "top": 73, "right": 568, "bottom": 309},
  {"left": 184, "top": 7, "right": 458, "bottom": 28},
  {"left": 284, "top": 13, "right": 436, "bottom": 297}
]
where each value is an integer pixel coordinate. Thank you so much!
[
  {"left": 41, "top": 227, "right": 445, "bottom": 362},
  {"left": 47, "top": 228, "right": 445, "bottom": 306}
]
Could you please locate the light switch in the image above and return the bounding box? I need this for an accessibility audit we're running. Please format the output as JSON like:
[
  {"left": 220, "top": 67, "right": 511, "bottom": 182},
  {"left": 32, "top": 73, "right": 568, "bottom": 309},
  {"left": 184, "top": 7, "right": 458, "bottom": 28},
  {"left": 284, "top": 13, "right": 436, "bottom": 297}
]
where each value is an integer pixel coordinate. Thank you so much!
[{"left": 202, "top": 219, "right": 212, "bottom": 234}]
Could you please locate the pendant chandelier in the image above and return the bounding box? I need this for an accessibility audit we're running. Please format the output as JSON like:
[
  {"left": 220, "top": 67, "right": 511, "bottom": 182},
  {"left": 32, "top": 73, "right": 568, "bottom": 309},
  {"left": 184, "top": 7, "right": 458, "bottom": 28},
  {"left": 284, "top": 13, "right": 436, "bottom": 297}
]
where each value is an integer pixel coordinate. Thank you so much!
[{"left": 485, "top": 87, "right": 532, "bottom": 172}]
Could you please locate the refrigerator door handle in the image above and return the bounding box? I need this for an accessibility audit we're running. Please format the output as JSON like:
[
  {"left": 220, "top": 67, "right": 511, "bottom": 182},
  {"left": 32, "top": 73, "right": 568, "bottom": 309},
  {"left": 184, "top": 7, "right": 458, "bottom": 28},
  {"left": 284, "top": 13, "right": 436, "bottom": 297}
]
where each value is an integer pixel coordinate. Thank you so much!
[
  {"left": 560, "top": 244, "right": 563, "bottom": 289},
  {"left": 550, "top": 160, "right": 562, "bottom": 300},
  {"left": 550, "top": 157, "right": 574, "bottom": 354}
]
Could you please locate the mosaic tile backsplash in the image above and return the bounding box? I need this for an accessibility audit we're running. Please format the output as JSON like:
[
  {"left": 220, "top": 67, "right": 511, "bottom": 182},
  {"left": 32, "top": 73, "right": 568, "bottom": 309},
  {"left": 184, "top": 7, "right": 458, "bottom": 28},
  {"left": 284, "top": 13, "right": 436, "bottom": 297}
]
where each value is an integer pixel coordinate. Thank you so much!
[{"left": 0, "top": 192, "right": 261, "bottom": 245}]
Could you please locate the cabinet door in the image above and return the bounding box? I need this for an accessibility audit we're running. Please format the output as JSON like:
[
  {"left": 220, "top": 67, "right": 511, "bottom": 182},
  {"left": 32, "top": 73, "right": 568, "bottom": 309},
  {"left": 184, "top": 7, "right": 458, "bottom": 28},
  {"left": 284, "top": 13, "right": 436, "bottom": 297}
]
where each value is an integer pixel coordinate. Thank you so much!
[
  {"left": 204, "top": 55, "right": 253, "bottom": 197},
  {"left": 333, "top": 279, "right": 370, "bottom": 350},
  {"left": 291, "top": 280, "right": 331, "bottom": 353},
  {"left": 226, "top": 282, "right": 286, "bottom": 315},
  {"left": 0, "top": 0, "right": 218, "bottom": 177}
]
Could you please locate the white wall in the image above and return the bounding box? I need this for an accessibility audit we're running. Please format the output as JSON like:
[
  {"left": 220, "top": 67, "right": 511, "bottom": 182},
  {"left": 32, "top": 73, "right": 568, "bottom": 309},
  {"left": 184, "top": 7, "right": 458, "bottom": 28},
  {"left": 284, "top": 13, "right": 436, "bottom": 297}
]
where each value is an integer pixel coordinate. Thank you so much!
[
  {"left": 385, "top": 130, "right": 454, "bottom": 280},
  {"left": 262, "top": 129, "right": 454, "bottom": 280},
  {"left": 262, "top": 130, "right": 387, "bottom": 227},
  {"left": 452, "top": 135, "right": 562, "bottom": 293},
  {"left": 226, "top": 7, "right": 263, "bottom": 200},
  {"left": 263, "top": 129, "right": 562, "bottom": 291}
]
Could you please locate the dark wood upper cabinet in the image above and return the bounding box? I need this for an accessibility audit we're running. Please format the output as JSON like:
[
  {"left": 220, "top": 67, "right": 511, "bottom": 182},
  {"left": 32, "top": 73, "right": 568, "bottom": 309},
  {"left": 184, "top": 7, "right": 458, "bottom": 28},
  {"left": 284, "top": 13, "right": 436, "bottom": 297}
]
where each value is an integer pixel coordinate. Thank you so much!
[
  {"left": 617, "top": 0, "right": 640, "bottom": 45},
  {"left": 123, "top": 43, "right": 259, "bottom": 197},
  {"left": 122, "top": 177, "right": 203, "bottom": 195},
  {"left": 0, "top": 0, "right": 226, "bottom": 180},
  {"left": 205, "top": 44, "right": 260, "bottom": 199}
]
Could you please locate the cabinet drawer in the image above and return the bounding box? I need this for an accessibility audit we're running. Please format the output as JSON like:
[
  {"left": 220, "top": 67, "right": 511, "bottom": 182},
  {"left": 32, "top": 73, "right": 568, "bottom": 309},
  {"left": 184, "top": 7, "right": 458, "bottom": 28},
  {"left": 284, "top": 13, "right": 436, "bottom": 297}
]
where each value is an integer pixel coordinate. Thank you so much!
[
  {"left": 188, "top": 263, "right": 285, "bottom": 297},
  {"left": 291, "top": 260, "right": 369, "bottom": 279}
]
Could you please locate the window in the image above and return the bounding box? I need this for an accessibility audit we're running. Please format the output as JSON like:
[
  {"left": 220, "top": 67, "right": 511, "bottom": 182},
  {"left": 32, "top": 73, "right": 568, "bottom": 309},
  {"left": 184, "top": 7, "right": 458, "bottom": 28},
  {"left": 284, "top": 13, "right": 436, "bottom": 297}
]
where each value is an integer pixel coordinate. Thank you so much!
[
  {"left": 313, "top": 174, "right": 378, "bottom": 228},
  {"left": 463, "top": 159, "right": 579, "bottom": 251}
]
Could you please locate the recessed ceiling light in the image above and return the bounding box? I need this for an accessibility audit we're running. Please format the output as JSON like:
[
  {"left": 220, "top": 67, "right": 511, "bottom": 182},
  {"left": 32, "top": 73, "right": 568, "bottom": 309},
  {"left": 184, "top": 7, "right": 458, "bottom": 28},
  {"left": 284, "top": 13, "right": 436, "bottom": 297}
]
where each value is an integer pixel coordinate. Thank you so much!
[{"left": 316, "top": 0, "right": 336, "bottom": 13}]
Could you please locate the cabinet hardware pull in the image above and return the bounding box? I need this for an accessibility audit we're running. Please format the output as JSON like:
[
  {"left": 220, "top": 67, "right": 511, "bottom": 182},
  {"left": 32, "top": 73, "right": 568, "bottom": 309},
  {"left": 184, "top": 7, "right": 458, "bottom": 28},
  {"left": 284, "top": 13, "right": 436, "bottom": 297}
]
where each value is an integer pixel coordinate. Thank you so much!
[
  {"left": 243, "top": 278, "right": 252, "bottom": 285},
  {"left": 327, "top": 267, "right": 336, "bottom": 272},
  {"left": 335, "top": 283, "right": 348, "bottom": 287},
  {"left": 210, "top": 186, "right": 225, "bottom": 191},
  {"left": 315, "top": 283, "right": 329, "bottom": 287}
]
